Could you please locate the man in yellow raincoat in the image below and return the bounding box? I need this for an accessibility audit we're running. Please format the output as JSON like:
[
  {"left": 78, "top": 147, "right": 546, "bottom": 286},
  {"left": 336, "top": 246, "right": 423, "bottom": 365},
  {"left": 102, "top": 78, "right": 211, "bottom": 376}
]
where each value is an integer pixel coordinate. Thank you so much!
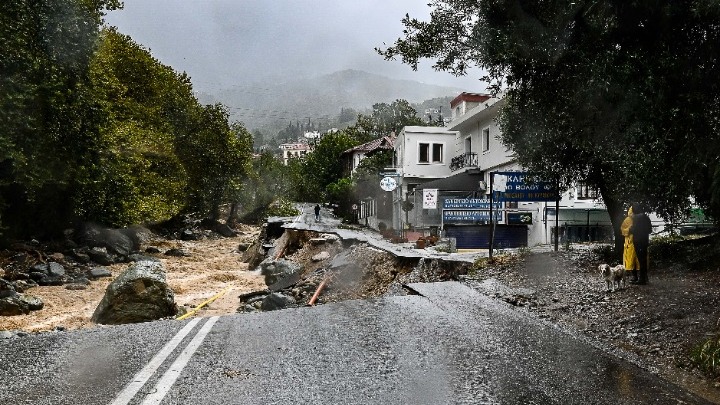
[{"left": 621, "top": 206, "right": 640, "bottom": 282}]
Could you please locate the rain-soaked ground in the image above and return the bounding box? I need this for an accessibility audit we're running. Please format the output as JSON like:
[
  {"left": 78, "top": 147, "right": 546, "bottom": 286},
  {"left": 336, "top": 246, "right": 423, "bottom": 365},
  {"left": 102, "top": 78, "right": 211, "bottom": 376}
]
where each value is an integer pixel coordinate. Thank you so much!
[
  {"left": 0, "top": 281, "right": 712, "bottom": 404},
  {"left": 465, "top": 245, "right": 720, "bottom": 403}
]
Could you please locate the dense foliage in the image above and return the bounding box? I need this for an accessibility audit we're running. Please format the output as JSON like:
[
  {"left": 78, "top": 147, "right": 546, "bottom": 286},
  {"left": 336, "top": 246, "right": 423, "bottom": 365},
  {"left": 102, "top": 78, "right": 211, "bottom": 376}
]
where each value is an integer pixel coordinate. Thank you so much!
[
  {"left": 288, "top": 101, "right": 425, "bottom": 214},
  {"left": 379, "top": 0, "right": 720, "bottom": 244},
  {"left": 351, "top": 99, "right": 425, "bottom": 142},
  {"left": 0, "top": 1, "right": 252, "bottom": 240}
]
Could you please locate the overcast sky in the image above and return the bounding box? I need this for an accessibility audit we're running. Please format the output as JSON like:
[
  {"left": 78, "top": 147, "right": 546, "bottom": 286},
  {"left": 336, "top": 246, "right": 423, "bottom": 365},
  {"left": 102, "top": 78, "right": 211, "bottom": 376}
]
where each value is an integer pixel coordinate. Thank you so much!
[{"left": 103, "top": 0, "right": 486, "bottom": 94}]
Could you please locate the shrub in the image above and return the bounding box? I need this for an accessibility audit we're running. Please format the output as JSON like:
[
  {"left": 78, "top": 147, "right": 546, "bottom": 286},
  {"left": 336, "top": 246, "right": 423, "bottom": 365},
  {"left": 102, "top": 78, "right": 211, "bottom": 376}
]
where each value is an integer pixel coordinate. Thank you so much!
[
  {"left": 591, "top": 244, "right": 615, "bottom": 263},
  {"left": 691, "top": 334, "right": 720, "bottom": 377},
  {"left": 265, "top": 199, "right": 300, "bottom": 218}
]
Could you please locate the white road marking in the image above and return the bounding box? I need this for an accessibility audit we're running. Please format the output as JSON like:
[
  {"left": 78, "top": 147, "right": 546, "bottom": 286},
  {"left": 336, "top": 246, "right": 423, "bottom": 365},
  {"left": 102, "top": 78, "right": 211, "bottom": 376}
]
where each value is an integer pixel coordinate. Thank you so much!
[
  {"left": 140, "top": 316, "right": 219, "bottom": 405},
  {"left": 110, "top": 318, "right": 202, "bottom": 405}
]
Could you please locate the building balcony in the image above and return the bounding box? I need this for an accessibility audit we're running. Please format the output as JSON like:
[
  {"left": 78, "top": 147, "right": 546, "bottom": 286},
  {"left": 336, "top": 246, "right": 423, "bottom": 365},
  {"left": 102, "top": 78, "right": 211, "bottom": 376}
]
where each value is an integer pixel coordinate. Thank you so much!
[{"left": 450, "top": 152, "right": 478, "bottom": 172}]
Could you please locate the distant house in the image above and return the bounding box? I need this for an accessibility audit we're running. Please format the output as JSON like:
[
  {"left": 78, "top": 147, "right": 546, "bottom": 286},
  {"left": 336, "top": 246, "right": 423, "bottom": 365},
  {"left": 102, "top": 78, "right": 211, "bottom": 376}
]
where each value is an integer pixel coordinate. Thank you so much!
[
  {"left": 279, "top": 142, "right": 312, "bottom": 165},
  {"left": 340, "top": 134, "right": 396, "bottom": 176},
  {"left": 340, "top": 134, "right": 397, "bottom": 229}
]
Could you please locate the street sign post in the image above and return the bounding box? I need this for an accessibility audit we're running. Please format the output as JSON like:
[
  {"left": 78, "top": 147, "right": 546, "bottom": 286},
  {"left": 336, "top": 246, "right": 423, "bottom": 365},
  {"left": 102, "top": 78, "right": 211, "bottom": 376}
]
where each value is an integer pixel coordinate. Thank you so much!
[{"left": 489, "top": 171, "right": 560, "bottom": 259}]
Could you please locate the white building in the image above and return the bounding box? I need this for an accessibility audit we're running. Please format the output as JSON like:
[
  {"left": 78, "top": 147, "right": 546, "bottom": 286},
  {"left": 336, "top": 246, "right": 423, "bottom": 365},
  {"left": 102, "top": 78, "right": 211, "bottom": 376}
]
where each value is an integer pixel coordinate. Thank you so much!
[
  {"left": 390, "top": 126, "right": 459, "bottom": 230},
  {"left": 391, "top": 93, "right": 613, "bottom": 248},
  {"left": 279, "top": 142, "right": 312, "bottom": 166}
]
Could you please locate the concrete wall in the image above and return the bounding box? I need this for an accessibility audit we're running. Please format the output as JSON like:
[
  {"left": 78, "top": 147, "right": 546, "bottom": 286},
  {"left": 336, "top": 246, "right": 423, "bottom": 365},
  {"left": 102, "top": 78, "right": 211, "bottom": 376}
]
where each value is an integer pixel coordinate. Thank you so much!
[{"left": 396, "top": 126, "right": 457, "bottom": 179}]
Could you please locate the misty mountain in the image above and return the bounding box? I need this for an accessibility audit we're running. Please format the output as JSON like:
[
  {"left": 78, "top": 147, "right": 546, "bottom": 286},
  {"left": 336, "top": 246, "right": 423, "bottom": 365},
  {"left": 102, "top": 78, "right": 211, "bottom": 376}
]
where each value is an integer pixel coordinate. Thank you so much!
[{"left": 196, "top": 69, "right": 463, "bottom": 134}]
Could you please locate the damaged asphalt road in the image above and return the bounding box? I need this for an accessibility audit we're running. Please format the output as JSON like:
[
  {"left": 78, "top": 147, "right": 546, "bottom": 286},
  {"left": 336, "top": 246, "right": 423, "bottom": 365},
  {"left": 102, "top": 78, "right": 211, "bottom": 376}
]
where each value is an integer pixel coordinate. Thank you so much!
[{"left": 0, "top": 282, "right": 711, "bottom": 404}]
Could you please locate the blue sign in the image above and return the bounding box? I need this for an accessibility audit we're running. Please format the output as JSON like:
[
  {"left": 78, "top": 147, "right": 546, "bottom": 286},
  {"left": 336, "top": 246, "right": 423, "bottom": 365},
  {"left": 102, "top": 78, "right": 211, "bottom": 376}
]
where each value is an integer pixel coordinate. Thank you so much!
[
  {"left": 493, "top": 172, "right": 558, "bottom": 202},
  {"left": 442, "top": 198, "right": 503, "bottom": 210},
  {"left": 443, "top": 210, "right": 502, "bottom": 223}
]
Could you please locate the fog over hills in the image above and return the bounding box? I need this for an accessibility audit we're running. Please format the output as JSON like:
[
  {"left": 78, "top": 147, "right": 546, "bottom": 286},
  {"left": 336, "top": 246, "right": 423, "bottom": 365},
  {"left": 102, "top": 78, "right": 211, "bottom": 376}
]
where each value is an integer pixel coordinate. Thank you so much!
[{"left": 196, "top": 69, "right": 463, "bottom": 134}]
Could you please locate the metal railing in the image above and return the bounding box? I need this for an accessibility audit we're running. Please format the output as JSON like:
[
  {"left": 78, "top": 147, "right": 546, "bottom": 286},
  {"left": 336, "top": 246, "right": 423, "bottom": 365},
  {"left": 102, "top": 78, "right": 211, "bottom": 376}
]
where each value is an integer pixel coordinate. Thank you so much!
[{"left": 449, "top": 152, "right": 478, "bottom": 171}]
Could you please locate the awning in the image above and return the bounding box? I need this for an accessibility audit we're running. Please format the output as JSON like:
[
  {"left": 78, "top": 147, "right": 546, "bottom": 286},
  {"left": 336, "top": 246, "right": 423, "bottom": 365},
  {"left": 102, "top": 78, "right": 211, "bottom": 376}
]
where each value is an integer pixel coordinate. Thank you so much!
[{"left": 416, "top": 172, "right": 485, "bottom": 192}]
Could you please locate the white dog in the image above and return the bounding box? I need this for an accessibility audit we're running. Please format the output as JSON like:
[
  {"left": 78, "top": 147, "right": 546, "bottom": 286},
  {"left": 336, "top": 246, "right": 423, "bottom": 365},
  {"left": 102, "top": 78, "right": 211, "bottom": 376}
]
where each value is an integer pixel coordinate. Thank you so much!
[{"left": 599, "top": 264, "right": 626, "bottom": 292}]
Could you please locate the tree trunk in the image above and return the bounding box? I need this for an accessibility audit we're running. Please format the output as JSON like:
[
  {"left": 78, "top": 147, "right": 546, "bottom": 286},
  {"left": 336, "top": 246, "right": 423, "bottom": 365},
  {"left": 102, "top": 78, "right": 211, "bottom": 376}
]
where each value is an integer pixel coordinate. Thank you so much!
[
  {"left": 227, "top": 202, "right": 240, "bottom": 227},
  {"left": 599, "top": 187, "right": 626, "bottom": 263}
]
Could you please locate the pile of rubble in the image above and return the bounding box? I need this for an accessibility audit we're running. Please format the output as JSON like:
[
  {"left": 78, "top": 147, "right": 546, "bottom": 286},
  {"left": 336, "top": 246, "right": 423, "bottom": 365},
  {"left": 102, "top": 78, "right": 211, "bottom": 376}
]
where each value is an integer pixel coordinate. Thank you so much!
[{"left": 236, "top": 224, "right": 472, "bottom": 313}]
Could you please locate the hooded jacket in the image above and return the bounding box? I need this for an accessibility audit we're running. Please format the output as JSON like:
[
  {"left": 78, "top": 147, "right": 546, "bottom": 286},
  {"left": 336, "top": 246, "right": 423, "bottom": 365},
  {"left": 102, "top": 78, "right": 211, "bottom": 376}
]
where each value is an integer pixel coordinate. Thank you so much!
[{"left": 621, "top": 207, "right": 639, "bottom": 270}]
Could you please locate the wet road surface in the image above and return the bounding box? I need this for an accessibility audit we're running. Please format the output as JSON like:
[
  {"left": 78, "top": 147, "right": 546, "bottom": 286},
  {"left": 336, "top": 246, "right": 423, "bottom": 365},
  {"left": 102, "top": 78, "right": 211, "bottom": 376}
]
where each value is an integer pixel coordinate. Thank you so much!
[{"left": 0, "top": 282, "right": 711, "bottom": 404}]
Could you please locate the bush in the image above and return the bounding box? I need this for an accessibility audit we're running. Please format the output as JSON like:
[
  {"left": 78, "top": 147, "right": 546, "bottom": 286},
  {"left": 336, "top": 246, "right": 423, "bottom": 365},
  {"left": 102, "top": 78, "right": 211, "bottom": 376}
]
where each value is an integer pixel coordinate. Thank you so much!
[
  {"left": 591, "top": 244, "right": 615, "bottom": 264},
  {"left": 265, "top": 199, "right": 300, "bottom": 218},
  {"left": 691, "top": 334, "right": 720, "bottom": 377}
]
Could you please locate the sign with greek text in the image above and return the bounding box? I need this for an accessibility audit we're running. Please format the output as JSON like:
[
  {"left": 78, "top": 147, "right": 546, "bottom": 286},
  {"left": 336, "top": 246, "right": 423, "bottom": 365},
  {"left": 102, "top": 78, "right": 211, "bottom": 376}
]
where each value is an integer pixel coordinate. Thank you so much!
[
  {"left": 492, "top": 171, "right": 558, "bottom": 202},
  {"left": 423, "top": 189, "right": 438, "bottom": 209},
  {"left": 442, "top": 210, "right": 502, "bottom": 223},
  {"left": 442, "top": 198, "right": 503, "bottom": 210},
  {"left": 380, "top": 176, "right": 397, "bottom": 191}
]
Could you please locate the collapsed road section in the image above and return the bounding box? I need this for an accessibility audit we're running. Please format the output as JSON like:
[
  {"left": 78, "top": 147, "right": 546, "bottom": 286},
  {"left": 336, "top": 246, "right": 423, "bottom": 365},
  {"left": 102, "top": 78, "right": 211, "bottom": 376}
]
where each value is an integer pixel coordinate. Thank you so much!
[{"left": 237, "top": 216, "right": 473, "bottom": 313}]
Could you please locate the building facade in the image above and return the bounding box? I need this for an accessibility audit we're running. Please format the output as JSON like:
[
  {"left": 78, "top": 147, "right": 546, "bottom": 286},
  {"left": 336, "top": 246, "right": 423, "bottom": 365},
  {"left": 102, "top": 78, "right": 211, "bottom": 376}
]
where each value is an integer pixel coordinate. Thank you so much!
[
  {"left": 390, "top": 126, "right": 459, "bottom": 231},
  {"left": 279, "top": 142, "right": 312, "bottom": 165},
  {"left": 391, "top": 93, "right": 614, "bottom": 248}
]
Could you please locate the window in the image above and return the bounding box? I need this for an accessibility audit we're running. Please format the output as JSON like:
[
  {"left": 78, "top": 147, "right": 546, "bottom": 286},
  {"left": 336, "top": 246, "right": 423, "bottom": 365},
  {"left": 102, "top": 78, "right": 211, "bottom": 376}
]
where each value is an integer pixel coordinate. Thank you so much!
[
  {"left": 576, "top": 182, "right": 599, "bottom": 199},
  {"left": 482, "top": 128, "right": 490, "bottom": 152},
  {"left": 419, "top": 142, "right": 443, "bottom": 163}
]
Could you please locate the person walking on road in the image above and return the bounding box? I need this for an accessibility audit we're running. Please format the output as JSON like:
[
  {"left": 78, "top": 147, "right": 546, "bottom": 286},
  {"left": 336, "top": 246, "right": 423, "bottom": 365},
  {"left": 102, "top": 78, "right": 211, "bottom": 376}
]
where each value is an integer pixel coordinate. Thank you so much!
[
  {"left": 621, "top": 205, "right": 640, "bottom": 283},
  {"left": 630, "top": 203, "right": 653, "bottom": 285},
  {"left": 314, "top": 204, "right": 321, "bottom": 222}
]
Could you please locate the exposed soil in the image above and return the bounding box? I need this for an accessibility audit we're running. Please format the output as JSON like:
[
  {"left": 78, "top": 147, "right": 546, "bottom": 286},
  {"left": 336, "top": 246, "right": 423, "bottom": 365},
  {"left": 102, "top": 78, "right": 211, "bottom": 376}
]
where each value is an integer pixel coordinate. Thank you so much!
[{"left": 464, "top": 243, "right": 720, "bottom": 403}]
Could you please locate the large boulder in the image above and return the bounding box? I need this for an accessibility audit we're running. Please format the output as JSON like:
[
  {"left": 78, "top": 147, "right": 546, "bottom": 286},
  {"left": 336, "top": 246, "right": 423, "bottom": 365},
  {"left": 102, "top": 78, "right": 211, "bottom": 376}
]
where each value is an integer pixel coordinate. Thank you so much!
[
  {"left": 261, "top": 292, "right": 296, "bottom": 311},
  {"left": 0, "top": 294, "right": 44, "bottom": 316},
  {"left": 0, "top": 279, "right": 16, "bottom": 298},
  {"left": 118, "top": 225, "right": 153, "bottom": 249},
  {"left": 0, "top": 281, "right": 43, "bottom": 315},
  {"left": 78, "top": 223, "right": 136, "bottom": 258},
  {"left": 26, "top": 263, "right": 65, "bottom": 286},
  {"left": 258, "top": 258, "right": 302, "bottom": 286},
  {"left": 88, "top": 247, "right": 115, "bottom": 265},
  {"left": 91, "top": 261, "right": 177, "bottom": 325}
]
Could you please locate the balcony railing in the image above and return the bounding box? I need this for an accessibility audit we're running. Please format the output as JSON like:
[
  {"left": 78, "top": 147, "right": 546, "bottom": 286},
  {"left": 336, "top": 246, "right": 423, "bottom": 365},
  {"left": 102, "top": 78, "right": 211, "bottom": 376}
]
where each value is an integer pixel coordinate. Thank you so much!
[{"left": 450, "top": 152, "right": 478, "bottom": 171}]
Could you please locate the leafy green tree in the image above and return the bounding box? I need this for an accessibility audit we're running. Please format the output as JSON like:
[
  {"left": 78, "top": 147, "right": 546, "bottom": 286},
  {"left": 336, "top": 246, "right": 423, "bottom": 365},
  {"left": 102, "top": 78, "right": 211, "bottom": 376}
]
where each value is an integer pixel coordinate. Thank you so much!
[
  {"left": 379, "top": 0, "right": 720, "bottom": 253},
  {"left": 252, "top": 129, "right": 265, "bottom": 151},
  {"left": 326, "top": 177, "right": 355, "bottom": 221},
  {"left": 236, "top": 151, "right": 294, "bottom": 222},
  {"left": 337, "top": 107, "right": 358, "bottom": 125},
  {"left": 353, "top": 150, "right": 394, "bottom": 200},
  {"left": 292, "top": 131, "right": 357, "bottom": 202},
  {"left": 175, "top": 104, "right": 253, "bottom": 220},
  {"left": 77, "top": 28, "right": 189, "bottom": 226},
  {"left": 0, "top": 0, "right": 120, "bottom": 238},
  {"left": 353, "top": 99, "right": 426, "bottom": 142}
]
